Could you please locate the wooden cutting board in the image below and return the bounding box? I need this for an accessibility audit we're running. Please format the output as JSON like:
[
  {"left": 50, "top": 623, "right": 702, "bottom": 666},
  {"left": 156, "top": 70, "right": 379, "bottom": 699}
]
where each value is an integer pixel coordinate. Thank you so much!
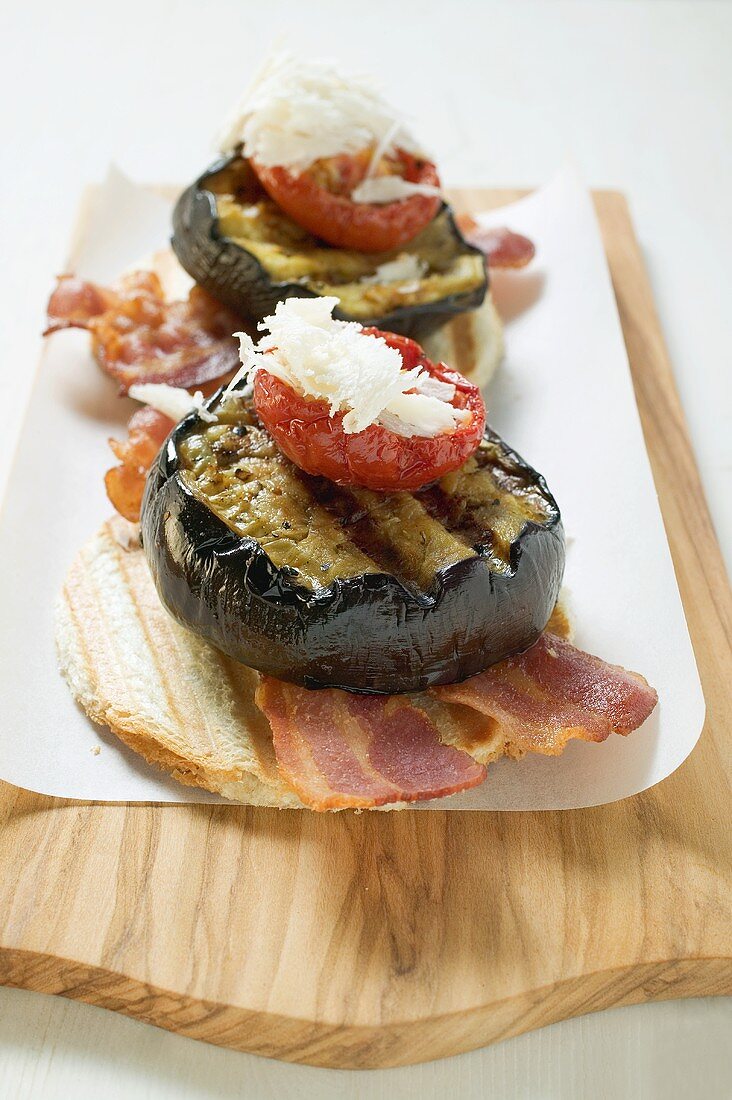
[{"left": 0, "top": 190, "right": 729, "bottom": 1069}]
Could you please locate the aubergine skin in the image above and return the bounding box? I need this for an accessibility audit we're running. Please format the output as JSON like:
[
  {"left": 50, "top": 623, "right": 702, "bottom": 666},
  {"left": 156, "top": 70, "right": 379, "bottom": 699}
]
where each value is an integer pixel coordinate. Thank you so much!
[
  {"left": 141, "top": 412, "right": 565, "bottom": 695},
  {"left": 171, "top": 155, "right": 488, "bottom": 340}
]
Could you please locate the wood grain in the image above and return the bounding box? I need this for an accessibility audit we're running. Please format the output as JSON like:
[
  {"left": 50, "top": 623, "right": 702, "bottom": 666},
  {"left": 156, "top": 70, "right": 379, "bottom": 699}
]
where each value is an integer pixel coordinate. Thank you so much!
[{"left": 0, "top": 190, "right": 729, "bottom": 1069}]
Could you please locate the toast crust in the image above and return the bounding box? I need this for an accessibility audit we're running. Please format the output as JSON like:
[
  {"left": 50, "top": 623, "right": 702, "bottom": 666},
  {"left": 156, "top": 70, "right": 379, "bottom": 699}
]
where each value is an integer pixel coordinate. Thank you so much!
[
  {"left": 56, "top": 519, "right": 304, "bottom": 808},
  {"left": 423, "top": 293, "right": 504, "bottom": 389}
]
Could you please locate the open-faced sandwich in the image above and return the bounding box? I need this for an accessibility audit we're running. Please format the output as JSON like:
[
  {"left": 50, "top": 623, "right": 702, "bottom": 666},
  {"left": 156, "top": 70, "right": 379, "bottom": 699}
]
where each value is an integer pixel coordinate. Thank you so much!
[
  {"left": 172, "top": 53, "right": 536, "bottom": 388},
  {"left": 44, "top": 55, "right": 657, "bottom": 811}
]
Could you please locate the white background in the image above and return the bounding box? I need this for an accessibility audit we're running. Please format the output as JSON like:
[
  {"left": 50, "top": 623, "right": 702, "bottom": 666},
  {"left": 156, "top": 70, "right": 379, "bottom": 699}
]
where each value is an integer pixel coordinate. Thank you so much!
[{"left": 0, "top": 1, "right": 730, "bottom": 1096}]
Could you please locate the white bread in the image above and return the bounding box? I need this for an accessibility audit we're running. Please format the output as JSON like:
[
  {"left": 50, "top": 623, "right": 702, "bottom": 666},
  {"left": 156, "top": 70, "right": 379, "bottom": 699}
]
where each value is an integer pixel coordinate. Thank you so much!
[
  {"left": 422, "top": 295, "right": 504, "bottom": 389},
  {"left": 56, "top": 518, "right": 304, "bottom": 808}
]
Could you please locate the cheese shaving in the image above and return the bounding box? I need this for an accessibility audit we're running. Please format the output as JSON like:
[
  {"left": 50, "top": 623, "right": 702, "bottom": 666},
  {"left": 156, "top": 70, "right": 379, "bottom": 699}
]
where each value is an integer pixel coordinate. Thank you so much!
[
  {"left": 218, "top": 52, "right": 424, "bottom": 176},
  {"left": 230, "top": 297, "right": 470, "bottom": 439},
  {"left": 362, "top": 253, "right": 428, "bottom": 285},
  {"left": 128, "top": 383, "right": 217, "bottom": 424},
  {"left": 350, "top": 176, "right": 441, "bottom": 205}
]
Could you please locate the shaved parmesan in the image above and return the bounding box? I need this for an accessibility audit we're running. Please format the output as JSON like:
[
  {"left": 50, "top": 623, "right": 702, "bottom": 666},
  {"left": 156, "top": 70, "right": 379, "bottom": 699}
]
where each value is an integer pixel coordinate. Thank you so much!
[
  {"left": 362, "top": 253, "right": 427, "bottom": 284},
  {"left": 350, "top": 176, "right": 441, "bottom": 205},
  {"left": 362, "top": 117, "right": 400, "bottom": 182},
  {"left": 231, "top": 297, "right": 470, "bottom": 439},
  {"left": 218, "top": 52, "right": 425, "bottom": 176},
  {"left": 128, "top": 383, "right": 217, "bottom": 424}
]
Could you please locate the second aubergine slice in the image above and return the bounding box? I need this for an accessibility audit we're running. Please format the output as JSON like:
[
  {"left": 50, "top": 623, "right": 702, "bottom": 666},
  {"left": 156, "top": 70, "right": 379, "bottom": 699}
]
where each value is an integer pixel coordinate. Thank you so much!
[
  {"left": 171, "top": 154, "right": 488, "bottom": 340},
  {"left": 140, "top": 388, "right": 565, "bottom": 694}
]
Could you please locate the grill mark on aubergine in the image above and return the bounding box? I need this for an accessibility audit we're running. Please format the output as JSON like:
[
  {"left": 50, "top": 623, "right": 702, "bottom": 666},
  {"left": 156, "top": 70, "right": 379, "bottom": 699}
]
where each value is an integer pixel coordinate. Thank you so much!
[
  {"left": 416, "top": 482, "right": 491, "bottom": 552},
  {"left": 296, "top": 473, "right": 475, "bottom": 592},
  {"left": 178, "top": 418, "right": 552, "bottom": 592},
  {"left": 178, "top": 425, "right": 378, "bottom": 588},
  {"left": 416, "top": 479, "right": 521, "bottom": 573},
  {"left": 183, "top": 425, "right": 516, "bottom": 589},
  {"left": 417, "top": 446, "right": 557, "bottom": 573}
]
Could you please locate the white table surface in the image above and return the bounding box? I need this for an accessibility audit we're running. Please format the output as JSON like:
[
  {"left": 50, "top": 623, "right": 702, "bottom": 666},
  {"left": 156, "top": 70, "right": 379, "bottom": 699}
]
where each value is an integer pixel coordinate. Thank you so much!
[{"left": 1, "top": 1, "right": 730, "bottom": 1096}]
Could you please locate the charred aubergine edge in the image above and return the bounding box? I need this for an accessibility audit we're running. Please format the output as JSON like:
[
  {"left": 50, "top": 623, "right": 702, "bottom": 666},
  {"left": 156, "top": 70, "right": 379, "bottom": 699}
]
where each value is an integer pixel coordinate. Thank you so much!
[
  {"left": 140, "top": 388, "right": 565, "bottom": 694},
  {"left": 171, "top": 154, "right": 488, "bottom": 340}
]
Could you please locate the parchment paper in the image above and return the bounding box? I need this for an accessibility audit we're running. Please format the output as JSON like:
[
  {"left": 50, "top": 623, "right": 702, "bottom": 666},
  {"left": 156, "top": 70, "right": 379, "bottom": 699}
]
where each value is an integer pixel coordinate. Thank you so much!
[{"left": 0, "top": 166, "right": 704, "bottom": 809}]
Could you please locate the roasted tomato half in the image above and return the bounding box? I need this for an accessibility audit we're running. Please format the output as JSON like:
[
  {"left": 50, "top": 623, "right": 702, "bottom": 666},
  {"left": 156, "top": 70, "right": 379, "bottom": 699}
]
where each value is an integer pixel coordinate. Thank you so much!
[
  {"left": 251, "top": 149, "right": 441, "bottom": 253},
  {"left": 252, "top": 329, "right": 486, "bottom": 492}
]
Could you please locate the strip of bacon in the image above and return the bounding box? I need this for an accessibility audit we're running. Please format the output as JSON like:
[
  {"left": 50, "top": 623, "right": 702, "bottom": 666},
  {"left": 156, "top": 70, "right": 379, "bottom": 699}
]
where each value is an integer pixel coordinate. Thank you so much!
[
  {"left": 44, "top": 275, "right": 117, "bottom": 329},
  {"left": 45, "top": 272, "right": 241, "bottom": 393},
  {"left": 435, "top": 633, "right": 658, "bottom": 756},
  {"left": 456, "top": 215, "right": 535, "bottom": 269},
  {"left": 105, "top": 407, "right": 174, "bottom": 522},
  {"left": 256, "top": 678, "right": 488, "bottom": 811},
  {"left": 256, "top": 633, "right": 657, "bottom": 810}
]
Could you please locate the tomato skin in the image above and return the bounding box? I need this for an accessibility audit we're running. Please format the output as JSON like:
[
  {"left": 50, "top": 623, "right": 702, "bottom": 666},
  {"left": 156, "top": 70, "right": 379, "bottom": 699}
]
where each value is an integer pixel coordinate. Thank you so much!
[
  {"left": 252, "top": 329, "right": 486, "bottom": 493},
  {"left": 251, "top": 150, "right": 441, "bottom": 253}
]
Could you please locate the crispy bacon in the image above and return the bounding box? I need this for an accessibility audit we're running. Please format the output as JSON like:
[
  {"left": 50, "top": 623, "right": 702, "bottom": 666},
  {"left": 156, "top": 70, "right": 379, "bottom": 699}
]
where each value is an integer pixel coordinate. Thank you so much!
[
  {"left": 256, "top": 678, "right": 487, "bottom": 811},
  {"left": 256, "top": 633, "right": 657, "bottom": 810},
  {"left": 457, "top": 215, "right": 535, "bottom": 268},
  {"left": 45, "top": 275, "right": 117, "bottom": 329},
  {"left": 45, "top": 272, "right": 241, "bottom": 393},
  {"left": 105, "top": 407, "right": 174, "bottom": 522},
  {"left": 435, "top": 633, "right": 658, "bottom": 756}
]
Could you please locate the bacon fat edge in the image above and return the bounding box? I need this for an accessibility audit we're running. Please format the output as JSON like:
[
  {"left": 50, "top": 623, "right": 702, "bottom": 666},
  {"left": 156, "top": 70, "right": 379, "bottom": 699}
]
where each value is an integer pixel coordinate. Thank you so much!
[
  {"left": 456, "top": 216, "right": 536, "bottom": 269},
  {"left": 256, "top": 635, "right": 658, "bottom": 810}
]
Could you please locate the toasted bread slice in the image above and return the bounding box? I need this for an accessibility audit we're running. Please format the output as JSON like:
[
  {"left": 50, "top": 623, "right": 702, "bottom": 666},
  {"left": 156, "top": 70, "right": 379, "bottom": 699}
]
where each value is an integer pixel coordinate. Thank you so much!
[
  {"left": 56, "top": 518, "right": 304, "bottom": 807},
  {"left": 422, "top": 295, "right": 504, "bottom": 389}
]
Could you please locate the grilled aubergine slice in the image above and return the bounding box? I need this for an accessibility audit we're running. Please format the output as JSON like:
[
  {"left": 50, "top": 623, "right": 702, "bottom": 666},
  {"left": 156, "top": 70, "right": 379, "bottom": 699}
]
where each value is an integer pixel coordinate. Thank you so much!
[
  {"left": 141, "top": 388, "right": 565, "bottom": 694},
  {"left": 171, "top": 154, "right": 488, "bottom": 340}
]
